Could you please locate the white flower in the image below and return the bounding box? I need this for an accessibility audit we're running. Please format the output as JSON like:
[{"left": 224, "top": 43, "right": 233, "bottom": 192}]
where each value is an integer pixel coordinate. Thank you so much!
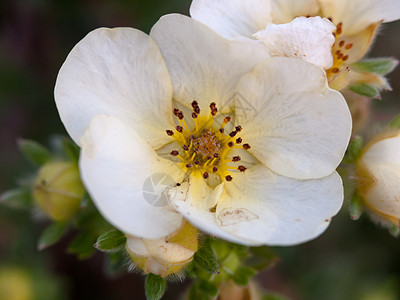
[
  {"left": 54, "top": 14, "right": 351, "bottom": 246},
  {"left": 356, "top": 132, "right": 400, "bottom": 226},
  {"left": 190, "top": 0, "right": 400, "bottom": 90}
]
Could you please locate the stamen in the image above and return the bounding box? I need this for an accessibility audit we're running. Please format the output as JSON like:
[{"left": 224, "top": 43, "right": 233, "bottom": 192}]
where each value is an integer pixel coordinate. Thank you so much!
[
  {"left": 173, "top": 108, "right": 180, "bottom": 116},
  {"left": 192, "top": 112, "right": 198, "bottom": 119},
  {"left": 213, "top": 167, "right": 218, "bottom": 173},
  {"left": 236, "top": 137, "right": 242, "bottom": 144},
  {"left": 182, "top": 145, "right": 189, "bottom": 151},
  {"left": 345, "top": 43, "right": 353, "bottom": 50},
  {"left": 203, "top": 172, "right": 209, "bottom": 179},
  {"left": 232, "top": 156, "right": 241, "bottom": 162},
  {"left": 339, "top": 40, "right": 345, "bottom": 47},
  {"left": 170, "top": 150, "right": 179, "bottom": 156},
  {"left": 343, "top": 55, "right": 349, "bottom": 61},
  {"left": 177, "top": 111, "right": 184, "bottom": 120},
  {"left": 243, "top": 144, "right": 251, "bottom": 150},
  {"left": 166, "top": 130, "right": 174, "bottom": 136},
  {"left": 331, "top": 68, "right": 339, "bottom": 73},
  {"left": 186, "top": 163, "right": 192, "bottom": 168},
  {"left": 219, "top": 128, "right": 224, "bottom": 133},
  {"left": 225, "top": 175, "right": 233, "bottom": 182},
  {"left": 235, "top": 126, "right": 242, "bottom": 132},
  {"left": 229, "top": 131, "right": 237, "bottom": 137},
  {"left": 176, "top": 125, "right": 183, "bottom": 133},
  {"left": 228, "top": 141, "right": 234, "bottom": 147},
  {"left": 238, "top": 166, "right": 247, "bottom": 172}
]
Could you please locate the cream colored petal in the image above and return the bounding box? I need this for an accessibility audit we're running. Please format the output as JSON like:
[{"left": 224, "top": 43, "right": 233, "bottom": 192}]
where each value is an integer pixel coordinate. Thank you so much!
[
  {"left": 170, "top": 175, "right": 261, "bottom": 245},
  {"left": 318, "top": 0, "right": 400, "bottom": 35},
  {"left": 358, "top": 133, "right": 400, "bottom": 219},
  {"left": 235, "top": 58, "right": 352, "bottom": 179},
  {"left": 150, "top": 14, "right": 270, "bottom": 115},
  {"left": 79, "top": 115, "right": 184, "bottom": 239},
  {"left": 190, "top": 0, "right": 272, "bottom": 38},
  {"left": 254, "top": 17, "right": 335, "bottom": 69},
  {"left": 271, "top": 0, "right": 319, "bottom": 24},
  {"left": 217, "top": 165, "right": 343, "bottom": 245},
  {"left": 55, "top": 27, "right": 174, "bottom": 149}
]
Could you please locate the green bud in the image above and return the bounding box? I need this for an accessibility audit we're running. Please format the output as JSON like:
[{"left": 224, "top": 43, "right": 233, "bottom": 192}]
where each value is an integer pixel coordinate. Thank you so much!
[{"left": 33, "top": 161, "right": 85, "bottom": 221}]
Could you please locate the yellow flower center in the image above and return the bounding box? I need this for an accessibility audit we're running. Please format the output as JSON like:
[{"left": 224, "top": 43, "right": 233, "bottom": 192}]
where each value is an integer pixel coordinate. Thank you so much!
[
  {"left": 166, "top": 101, "right": 250, "bottom": 182},
  {"left": 326, "top": 21, "right": 353, "bottom": 80}
]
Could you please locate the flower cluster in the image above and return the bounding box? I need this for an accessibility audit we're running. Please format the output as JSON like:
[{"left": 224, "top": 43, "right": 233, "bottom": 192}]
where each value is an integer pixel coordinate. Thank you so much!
[{"left": 52, "top": 0, "right": 400, "bottom": 281}]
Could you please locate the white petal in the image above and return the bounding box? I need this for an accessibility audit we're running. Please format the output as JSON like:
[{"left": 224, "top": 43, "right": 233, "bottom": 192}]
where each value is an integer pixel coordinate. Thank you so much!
[
  {"left": 271, "top": 0, "right": 319, "bottom": 24},
  {"left": 217, "top": 165, "right": 343, "bottom": 245},
  {"left": 190, "top": 0, "right": 271, "bottom": 39},
  {"left": 235, "top": 58, "right": 352, "bottom": 180},
  {"left": 79, "top": 115, "right": 184, "bottom": 239},
  {"left": 170, "top": 175, "right": 261, "bottom": 245},
  {"left": 150, "top": 14, "right": 270, "bottom": 115},
  {"left": 254, "top": 17, "right": 335, "bottom": 69},
  {"left": 55, "top": 28, "right": 174, "bottom": 149},
  {"left": 359, "top": 133, "right": 400, "bottom": 218},
  {"left": 318, "top": 0, "right": 400, "bottom": 35}
]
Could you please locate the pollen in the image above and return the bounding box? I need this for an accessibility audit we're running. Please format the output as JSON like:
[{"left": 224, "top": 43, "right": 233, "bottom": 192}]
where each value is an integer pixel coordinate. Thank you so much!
[{"left": 165, "top": 101, "right": 251, "bottom": 183}]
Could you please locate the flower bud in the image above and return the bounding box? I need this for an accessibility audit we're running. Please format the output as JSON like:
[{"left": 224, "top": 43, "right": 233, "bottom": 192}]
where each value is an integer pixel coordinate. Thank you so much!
[
  {"left": 0, "top": 267, "right": 33, "bottom": 300},
  {"left": 355, "top": 132, "right": 400, "bottom": 226},
  {"left": 126, "top": 221, "right": 198, "bottom": 277},
  {"left": 33, "top": 161, "right": 85, "bottom": 221}
]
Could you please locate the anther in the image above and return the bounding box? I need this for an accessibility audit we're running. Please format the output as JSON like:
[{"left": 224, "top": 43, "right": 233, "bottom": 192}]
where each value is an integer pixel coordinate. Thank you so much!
[
  {"left": 229, "top": 131, "right": 237, "bottom": 137},
  {"left": 228, "top": 141, "right": 234, "bottom": 147},
  {"left": 232, "top": 156, "right": 241, "bottom": 162},
  {"left": 170, "top": 150, "right": 179, "bottom": 156},
  {"left": 194, "top": 160, "right": 200, "bottom": 165},
  {"left": 225, "top": 175, "right": 233, "bottom": 182},
  {"left": 211, "top": 108, "right": 218, "bottom": 116},
  {"left": 343, "top": 55, "right": 349, "bottom": 61},
  {"left": 238, "top": 166, "right": 247, "bottom": 172},
  {"left": 328, "top": 17, "right": 333, "bottom": 22},
  {"left": 176, "top": 125, "right": 183, "bottom": 133},
  {"left": 192, "top": 112, "right": 198, "bottom": 119},
  {"left": 209, "top": 102, "right": 216, "bottom": 110},
  {"left": 173, "top": 108, "right": 180, "bottom": 116},
  {"left": 203, "top": 172, "right": 209, "bottom": 179},
  {"left": 214, "top": 153, "right": 219, "bottom": 158},
  {"left": 182, "top": 145, "right": 189, "bottom": 151},
  {"left": 194, "top": 106, "right": 200, "bottom": 114},
  {"left": 235, "top": 126, "right": 242, "bottom": 132},
  {"left": 345, "top": 43, "right": 353, "bottom": 50},
  {"left": 177, "top": 111, "right": 184, "bottom": 120},
  {"left": 331, "top": 68, "right": 339, "bottom": 73},
  {"left": 213, "top": 167, "right": 218, "bottom": 173},
  {"left": 243, "top": 144, "right": 251, "bottom": 150},
  {"left": 166, "top": 130, "right": 174, "bottom": 136},
  {"left": 224, "top": 116, "right": 231, "bottom": 124},
  {"left": 191, "top": 100, "right": 198, "bottom": 108},
  {"left": 186, "top": 163, "right": 193, "bottom": 168},
  {"left": 339, "top": 40, "right": 345, "bottom": 47},
  {"left": 236, "top": 137, "right": 242, "bottom": 144},
  {"left": 219, "top": 128, "right": 224, "bottom": 133}
]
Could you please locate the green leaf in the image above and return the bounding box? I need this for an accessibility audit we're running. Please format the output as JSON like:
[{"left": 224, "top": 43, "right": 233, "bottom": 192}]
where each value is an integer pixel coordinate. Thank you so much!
[
  {"left": 343, "top": 136, "right": 363, "bottom": 164},
  {"left": 18, "top": 139, "right": 52, "bottom": 165},
  {"left": 389, "top": 224, "right": 400, "bottom": 238},
  {"left": 38, "top": 222, "right": 68, "bottom": 250},
  {"left": 62, "top": 138, "right": 80, "bottom": 163},
  {"left": 232, "top": 267, "right": 257, "bottom": 286},
  {"left": 262, "top": 292, "right": 290, "bottom": 300},
  {"left": 68, "top": 231, "right": 97, "bottom": 259},
  {"left": 145, "top": 273, "right": 166, "bottom": 300},
  {"left": 0, "top": 188, "right": 32, "bottom": 209},
  {"left": 352, "top": 58, "right": 399, "bottom": 75},
  {"left": 194, "top": 239, "right": 219, "bottom": 274},
  {"left": 198, "top": 280, "right": 218, "bottom": 297},
  {"left": 94, "top": 229, "right": 126, "bottom": 252},
  {"left": 188, "top": 283, "right": 212, "bottom": 300},
  {"left": 349, "top": 194, "right": 364, "bottom": 221},
  {"left": 389, "top": 114, "right": 400, "bottom": 130},
  {"left": 349, "top": 83, "right": 380, "bottom": 98},
  {"left": 247, "top": 247, "right": 278, "bottom": 271}
]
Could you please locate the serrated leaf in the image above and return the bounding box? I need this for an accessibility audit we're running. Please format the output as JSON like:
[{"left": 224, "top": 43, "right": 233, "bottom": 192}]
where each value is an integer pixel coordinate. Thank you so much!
[
  {"left": 145, "top": 273, "right": 166, "bottom": 300},
  {"left": 343, "top": 136, "right": 363, "bottom": 164},
  {"left": 62, "top": 138, "right": 80, "bottom": 163},
  {"left": 389, "top": 114, "right": 400, "bottom": 129},
  {"left": 198, "top": 280, "right": 218, "bottom": 297},
  {"left": 349, "top": 83, "right": 380, "bottom": 98},
  {"left": 38, "top": 222, "right": 68, "bottom": 250},
  {"left": 94, "top": 229, "right": 126, "bottom": 252},
  {"left": 349, "top": 194, "right": 364, "bottom": 221},
  {"left": 18, "top": 139, "right": 52, "bottom": 165},
  {"left": 194, "top": 240, "right": 219, "bottom": 274},
  {"left": 0, "top": 188, "right": 32, "bottom": 209},
  {"left": 352, "top": 58, "right": 399, "bottom": 75}
]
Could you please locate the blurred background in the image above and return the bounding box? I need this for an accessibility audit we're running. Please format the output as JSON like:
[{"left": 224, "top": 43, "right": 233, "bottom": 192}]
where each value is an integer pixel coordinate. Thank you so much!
[{"left": 1, "top": 1, "right": 400, "bottom": 299}]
